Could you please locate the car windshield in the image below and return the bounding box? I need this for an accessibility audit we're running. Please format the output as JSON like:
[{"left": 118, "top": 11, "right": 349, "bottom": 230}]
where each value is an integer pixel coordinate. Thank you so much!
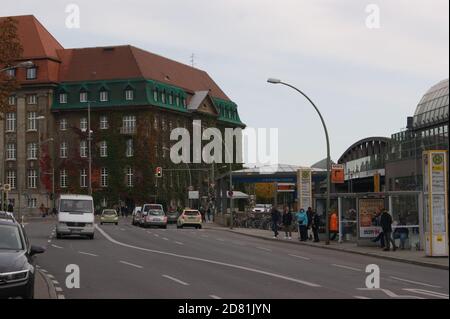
[
  {"left": 185, "top": 211, "right": 199, "bottom": 216},
  {"left": 148, "top": 210, "right": 164, "bottom": 216},
  {"left": 0, "top": 224, "right": 23, "bottom": 250},
  {"left": 103, "top": 210, "right": 116, "bottom": 216},
  {"left": 60, "top": 199, "right": 92, "bottom": 214}
]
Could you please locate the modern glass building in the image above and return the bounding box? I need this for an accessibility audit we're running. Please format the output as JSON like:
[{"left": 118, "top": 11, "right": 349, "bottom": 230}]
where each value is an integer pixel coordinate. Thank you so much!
[{"left": 386, "top": 79, "right": 449, "bottom": 191}]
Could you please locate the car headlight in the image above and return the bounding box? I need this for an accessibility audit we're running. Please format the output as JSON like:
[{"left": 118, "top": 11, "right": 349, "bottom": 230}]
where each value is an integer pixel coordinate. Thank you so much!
[{"left": 0, "top": 269, "right": 29, "bottom": 284}]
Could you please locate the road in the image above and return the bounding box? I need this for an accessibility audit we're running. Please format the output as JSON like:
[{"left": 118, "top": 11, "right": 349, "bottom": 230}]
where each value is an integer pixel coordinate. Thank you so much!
[{"left": 24, "top": 218, "right": 449, "bottom": 299}]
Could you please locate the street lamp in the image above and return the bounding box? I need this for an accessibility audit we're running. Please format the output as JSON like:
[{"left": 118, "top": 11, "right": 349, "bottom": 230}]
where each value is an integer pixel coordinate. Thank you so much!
[
  {"left": 267, "top": 78, "right": 332, "bottom": 245},
  {"left": 0, "top": 61, "right": 34, "bottom": 73}
]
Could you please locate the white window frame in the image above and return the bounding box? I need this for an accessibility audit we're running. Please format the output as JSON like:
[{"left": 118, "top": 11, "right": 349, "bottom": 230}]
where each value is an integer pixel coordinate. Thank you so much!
[
  {"left": 122, "top": 115, "right": 136, "bottom": 129},
  {"left": 125, "top": 89, "right": 134, "bottom": 101},
  {"left": 6, "top": 113, "right": 16, "bottom": 132},
  {"left": 153, "top": 90, "right": 158, "bottom": 101},
  {"left": 99, "top": 90, "right": 109, "bottom": 102},
  {"left": 168, "top": 93, "right": 173, "bottom": 105},
  {"left": 126, "top": 139, "right": 133, "bottom": 157},
  {"left": 27, "top": 111, "right": 37, "bottom": 131},
  {"left": 60, "top": 118, "right": 67, "bottom": 131},
  {"left": 100, "top": 116, "right": 108, "bottom": 129},
  {"left": 80, "top": 117, "right": 88, "bottom": 131},
  {"left": 100, "top": 141, "right": 108, "bottom": 157},
  {"left": 60, "top": 169, "right": 68, "bottom": 188},
  {"left": 80, "top": 140, "right": 87, "bottom": 158},
  {"left": 27, "top": 143, "right": 38, "bottom": 160},
  {"left": 27, "top": 94, "right": 37, "bottom": 105},
  {"left": 126, "top": 167, "right": 134, "bottom": 187},
  {"left": 6, "top": 68, "right": 15, "bottom": 78},
  {"left": 7, "top": 171, "right": 16, "bottom": 189},
  {"left": 161, "top": 92, "right": 166, "bottom": 104},
  {"left": 8, "top": 95, "right": 16, "bottom": 106},
  {"left": 60, "top": 142, "right": 68, "bottom": 158},
  {"left": 6, "top": 144, "right": 16, "bottom": 160},
  {"left": 80, "top": 169, "right": 87, "bottom": 188},
  {"left": 80, "top": 92, "right": 88, "bottom": 103},
  {"left": 101, "top": 168, "right": 108, "bottom": 187},
  {"left": 26, "top": 67, "right": 37, "bottom": 80},
  {"left": 27, "top": 198, "right": 37, "bottom": 209},
  {"left": 59, "top": 93, "right": 67, "bottom": 104},
  {"left": 176, "top": 96, "right": 180, "bottom": 106},
  {"left": 28, "top": 169, "right": 37, "bottom": 189}
]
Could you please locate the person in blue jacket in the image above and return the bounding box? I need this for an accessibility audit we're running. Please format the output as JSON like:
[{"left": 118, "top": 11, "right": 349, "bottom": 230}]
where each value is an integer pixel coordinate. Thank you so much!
[{"left": 296, "top": 208, "right": 309, "bottom": 241}]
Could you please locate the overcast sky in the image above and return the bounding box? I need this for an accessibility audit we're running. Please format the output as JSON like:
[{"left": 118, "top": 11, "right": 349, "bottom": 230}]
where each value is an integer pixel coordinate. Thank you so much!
[{"left": 3, "top": 0, "right": 449, "bottom": 166}]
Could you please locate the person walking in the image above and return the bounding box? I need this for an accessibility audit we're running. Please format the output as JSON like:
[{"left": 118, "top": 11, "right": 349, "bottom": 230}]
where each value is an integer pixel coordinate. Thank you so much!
[
  {"left": 329, "top": 211, "right": 338, "bottom": 241},
  {"left": 282, "top": 206, "right": 293, "bottom": 239},
  {"left": 311, "top": 210, "right": 320, "bottom": 242},
  {"left": 296, "top": 208, "right": 308, "bottom": 241},
  {"left": 7, "top": 202, "right": 13, "bottom": 213},
  {"left": 207, "top": 207, "right": 212, "bottom": 222},
  {"left": 270, "top": 206, "right": 281, "bottom": 238},
  {"left": 394, "top": 216, "right": 409, "bottom": 250},
  {"left": 380, "top": 209, "right": 397, "bottom": 251},
  {"left": 371, "top": 211, "right": 385, "bottom": 248},
  {"left": 306, "top": 207, "right": 314, "bottom": 240}
]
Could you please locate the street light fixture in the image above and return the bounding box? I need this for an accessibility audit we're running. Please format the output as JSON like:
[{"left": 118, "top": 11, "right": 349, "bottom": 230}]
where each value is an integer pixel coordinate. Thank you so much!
[
  {"left": 267, "top": 78, "right": 332, "bottom": 245},
  {"left": 0, "top": 61, "right": 34, "bottom": 73}
]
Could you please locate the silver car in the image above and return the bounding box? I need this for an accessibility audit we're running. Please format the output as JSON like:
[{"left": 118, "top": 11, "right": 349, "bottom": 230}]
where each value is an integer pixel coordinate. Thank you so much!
[{"left": 141, "top": 209, "right": 167, "bottom": 228}]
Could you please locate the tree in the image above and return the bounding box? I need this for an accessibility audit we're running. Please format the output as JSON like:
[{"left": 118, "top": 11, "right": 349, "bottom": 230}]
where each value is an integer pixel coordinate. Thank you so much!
[{"left": 0, "top": 17, "right": 23, "bottom": 118}]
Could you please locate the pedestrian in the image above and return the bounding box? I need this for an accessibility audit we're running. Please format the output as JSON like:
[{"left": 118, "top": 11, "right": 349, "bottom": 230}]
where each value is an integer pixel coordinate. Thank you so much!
[
  {"left": 207, "top": 207, "right": 212, "bottom": 222},
  {"left": 7, "top": 202, "right": 13, "bottom": 213},
  {"left": 52, "top": 207, "right": 57, "bottom": 216},
  {"left": 39, "top": 203, "right": 46, "bottom": 217},
  {"left": 311, "top": 210, "right": 320, "bottom": 242},
  {"left": 380, "top": 209, "right": 397, "bottom": 251},
  {"left": 394, "top": 216, "right": 409, "bottom": 250},
  {"left": 306, "top": 207, "right": 313, "bottom": 240},
  {"left": 296, "top": 208, "right": 308, "bottom": 241},
  {"left": 282, "top": 206, "right": 293, "bottom": 239},
  {"left": 371, "top": 211, "right": 385, "bottom": 248},
  {"left": 270, "top": 206, "right": 281, "bottom": 238},
  {"left": 329, "top": 211, "right": 338, "bottom": 241}
]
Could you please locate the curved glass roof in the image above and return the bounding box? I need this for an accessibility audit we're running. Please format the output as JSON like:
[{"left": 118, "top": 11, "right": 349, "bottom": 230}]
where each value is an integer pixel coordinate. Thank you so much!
[{"left": 413, "top": 79, "right": 449, "bottom": 128}]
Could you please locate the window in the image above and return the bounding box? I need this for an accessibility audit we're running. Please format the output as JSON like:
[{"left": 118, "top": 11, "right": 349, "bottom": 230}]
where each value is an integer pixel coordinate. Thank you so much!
[
  {"left": 80, "top": 92, "right": 88, "bottom": 103},
  {"left": 99, "top": 90, "right": 108, "bottom": 102},
  {"left": 126, "top": 139, "right": 133, "bottom": 157},
  {"left": 100, "top": 141, "right": 108, "bottom": 157},
  {"left": 5, "top": 68, "right": 15, "bottom": 78},
  {"left": 6, "top": 113, "right": 16, "bottom": 132},
  {"left": 125, "top": 89, "right": 134, "bottom": 101},
  {"left": 168, "top": 93, "right": 173, "bottom": 105},
  {"left": 27, "top": 112, "right": 37, "bottom": 131},
  {"left": 153, "top": 90, "right": 158, "bottom": 101},
  {"left": 27, "top": 94, "right": 37, "bottom": 105},
  {"left": 80, "top": 140, "right": 87, "bottom": 158},
  {"left": 60, "top": 170, "right": 68, "bottom": 188},
  {"left": 100, "top": 116, "right": 108, "bottom": 129},
  {"left": 7, "top": 171, "right": 16, "bottom": 189},
  {"left": 153, "top": 117, "right": 158, "bottom": 129},
  {"left": 126, "top": 167, "right": 133, "bottom": 187},
  {"left": 8, "top": 95, "right": 16, "bottom": 105},
  {"left": 28, "top": 170, "right": 37, "bottom": 189},
  {"left": 161, "top": 92, "right": 166, "bottom": 104},
  {"left": 161, "top": 118, "right": 166, "bottom": 131},
  {"left": 27, "top": 198, "right": 37, "bottom": 208},
  {"left": 80, "top": 117, "right": 88, "bottom": 131},
  {"left": 6, "top": 144, "right": 16, "bottom": 160},
  {"left": 59, "top": 93, "right": 67, "bottom": 104},
  {"left": 60, "top": 142, "right": 68, "bottom": 158},
  {"left": 101, "top": 197, "right": 107, "bottom": 207},
  {"left": 80, "top": 169, "right": 87, "bottom": 188},
  {"left": 60, "top": 118, "right": 67, "bottom": 131},
  {"left": 26, "top": 67, "right": 37, "bottom": 80},
  {"left": 176, "top": 96, "right": 180, "bottom": 106},
  {"left": 27, "top": 143, "right": 38, "bottom": 160},
  {"left": 101, "top": 168, "right": 108, "bottom": 187},
  {"left": 123, "top": 115, "right": 136, "bottom": 129}
]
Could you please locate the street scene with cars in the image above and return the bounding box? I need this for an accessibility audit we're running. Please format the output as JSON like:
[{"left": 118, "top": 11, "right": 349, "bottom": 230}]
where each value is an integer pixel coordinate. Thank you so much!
[{"left": 0, "top": 0, "right": 449, "bottom": 304}]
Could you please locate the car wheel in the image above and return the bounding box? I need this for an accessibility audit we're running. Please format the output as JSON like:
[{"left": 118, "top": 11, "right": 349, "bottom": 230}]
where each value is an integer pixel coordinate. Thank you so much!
[
  {"left": 163, "top": 225, "right": 167, "bottom": 229},
  {"left": 56, "top": 233, "right": 61, "bottom": 239},
  {"left": 22, "top": 280, "right": 35, "bottom": 299},
  {"left": 198, "top": 225, "right": 202, "bottom": 229},
  {"left": 89, "top": 234, "right": 94, "bottom": 240},
  {"left": 115, "top": 222, "right": 118, "bottom": 225},
  {"left": 100, "top": 222, "right": 103, "bottom": 225}
]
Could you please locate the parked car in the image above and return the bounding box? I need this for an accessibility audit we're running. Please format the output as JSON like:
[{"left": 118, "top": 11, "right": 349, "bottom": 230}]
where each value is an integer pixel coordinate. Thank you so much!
[
  {"left": 141, "top": 209, "right": 167, "bottom": 228},
  {"left": 0, "top": 212, "right": 45, "bottom": 299},
  {"left": 56, "top": 194, "right": 95, "bottom": 239},
  {"left": 252, "top": 204, "right": 272, "bottom": 213},
  {"left": 131, "top": 206, "right": 142, "bottom": 226},
  {"left": 177, "top": 209, "right": 202, "bottom": 229},
  {"left": 100, "top": 209, "right": 119, "bottom": 225},
  {"left": 166, "top": 210, "right": 179, "bottom": 224}
]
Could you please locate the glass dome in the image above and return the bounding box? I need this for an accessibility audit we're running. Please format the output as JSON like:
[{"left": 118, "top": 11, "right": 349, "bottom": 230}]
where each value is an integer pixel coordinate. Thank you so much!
[{"left": 413, "top": 79, "right": 449, "bottom": 128}]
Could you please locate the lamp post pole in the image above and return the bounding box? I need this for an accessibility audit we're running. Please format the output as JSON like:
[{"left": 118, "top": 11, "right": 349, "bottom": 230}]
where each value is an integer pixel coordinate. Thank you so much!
[
  {"left": 87, "top": 101, "right": 93, "bottom": 196},
  {"left": 268, "top": 78, "right": 331, "bottom": 245}
]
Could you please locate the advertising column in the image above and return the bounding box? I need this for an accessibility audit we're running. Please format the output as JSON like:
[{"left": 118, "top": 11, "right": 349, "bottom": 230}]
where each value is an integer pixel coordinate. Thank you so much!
[
  {"left": 423, "top": 151, "right": 448, "bottom": 257},
  {"left": 297, "top": 169, "right": 312, "bottom": 211}
]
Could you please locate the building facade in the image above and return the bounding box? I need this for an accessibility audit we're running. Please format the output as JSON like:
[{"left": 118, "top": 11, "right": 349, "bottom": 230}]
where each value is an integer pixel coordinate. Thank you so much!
[{"left": 1, "top": 15, "right": 245, "bottom": 215}]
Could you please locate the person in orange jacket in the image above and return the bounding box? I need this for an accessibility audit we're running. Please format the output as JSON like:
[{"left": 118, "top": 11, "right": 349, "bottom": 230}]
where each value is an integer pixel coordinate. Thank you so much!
[{"left": 329, "top": 211, "right": 338, "bottom": 240}]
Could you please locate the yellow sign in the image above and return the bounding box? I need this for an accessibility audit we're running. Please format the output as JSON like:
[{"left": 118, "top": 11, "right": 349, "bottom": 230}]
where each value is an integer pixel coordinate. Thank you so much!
[
  {"left": 331, "top": 164, "right": 344, "bottom": 184},
  {"left": 374, "top": 173, "right": 380, "bottom": 193}
]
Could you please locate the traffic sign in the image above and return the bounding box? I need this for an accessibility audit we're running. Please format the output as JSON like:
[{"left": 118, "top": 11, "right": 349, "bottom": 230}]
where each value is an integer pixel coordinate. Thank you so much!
[{"left": 228, "top": 190, "right": 234, "bottom": 197}]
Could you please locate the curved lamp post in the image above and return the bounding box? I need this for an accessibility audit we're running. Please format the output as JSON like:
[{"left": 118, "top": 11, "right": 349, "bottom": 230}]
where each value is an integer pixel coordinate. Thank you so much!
[{"left": 267, "top": 78, "right": 331, "bottom": 245}]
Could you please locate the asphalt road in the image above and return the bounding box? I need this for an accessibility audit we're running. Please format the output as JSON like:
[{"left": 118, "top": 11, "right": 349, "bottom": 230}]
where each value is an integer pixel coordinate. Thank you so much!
[{"left": 24, "top": 217, "right": 449, "bottom": 299}]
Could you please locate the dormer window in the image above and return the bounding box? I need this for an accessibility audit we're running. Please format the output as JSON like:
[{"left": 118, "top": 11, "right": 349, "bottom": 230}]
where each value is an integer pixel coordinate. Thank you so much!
[
  {"left": 26, "top": 67, "right": 37, "bottom": 80},
  {"left": 125, "top": 89, "right": 134, "bottom": 101},
  {"left": 161, "top": 92, "right": 166, "bottom": 104},
  {"left": 80, "top": 91, "right": 88, "bottom": 103},
  {"left": 175, "top": 96, "right": 180, "bottom": 106},
  {"left": 168, "top": 93, "right": 173, "bottom": 105},
  {"left": 59, "top": 93, "right": 68, "bottom": 104},
  {"left": 153, "top": 89, "right": 158, "bottom": 102},
  {"left": 99, "top": 90, "right": 108, "bottom": 102}
]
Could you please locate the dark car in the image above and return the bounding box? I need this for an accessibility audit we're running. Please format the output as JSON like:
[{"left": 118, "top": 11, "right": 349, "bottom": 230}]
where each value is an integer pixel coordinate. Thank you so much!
[
  {"left": 0, "top": 212, "right": 45, "bottom": 299},
  {"left": 166, "top": 210, "right": 179, "bottom": 224}
]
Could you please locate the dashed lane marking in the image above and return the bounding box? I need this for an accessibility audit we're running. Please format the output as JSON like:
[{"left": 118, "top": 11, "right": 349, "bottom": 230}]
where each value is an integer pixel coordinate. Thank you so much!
[
  {"left": 162, "top": 275, "right": 189, "bottom": 286},
  {"left": 51, "top": 244, "right": 63, "bottom": 249},
  {"left": 354, "top": 296, "right": 371, "bottom": 299},
  {"left": 256, "top": 246, "right": 272, "bottom": 252},
  {"left": 357, "top": 288, "right": 424, "bottom": 299},
  {"left": 403, "top": 288, "right": 449, "bottom": 299},
  {"left": 78, "top": 251, "right": 99, "bottom": 257},
  {"left": 331, "top": 264, "right": 362, "bottom": 272},
  {"left": 389, "top": 276, "right": 441, "bottom": 289},
  {"left": 119, "top": 260, "right": 143, "bottom": 269},
  {"left": 288, "top": 254, "right": 311, "bottom": 261},
  {"left": 210, "top": 295, "right": 222, "bottom": 299},
  {"left": 175, "top": 241, "right": 184, "bottom": 245}
]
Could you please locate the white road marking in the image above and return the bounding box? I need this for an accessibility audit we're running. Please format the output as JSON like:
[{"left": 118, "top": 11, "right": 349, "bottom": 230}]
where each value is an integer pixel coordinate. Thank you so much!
[
  {"left": 119, "top": 261, "right": 143, "bottom": 269},
  {"left": 162, "top": 237, "right": 169, "bottom": 241},
  {"left": 210, "top": 295, "right": 222, "bottom": 299},
  {"left": 354, "top": 296, "right": 371, "bottom": 299},
  {"left": 175, "top": 241, "right": 184, "bottom": 245},
  {"left": 47, "top": 240, "right": 51, "bottom": 243},
  {"left": 331, "top": 264, "right": 362, "bottom": 272},
  {"left": 57, "top": 295, "right": 65, "bottom": 299},
  {"left": 288, "top": 254, "right": 311, "bottom": 261},
  {"left": 162, "top": 275, "right": 189, "bottom": 286},
  {"left": 51, "top": 244, "right": 63, "bottom": 249},
  {"left": 147, "top": 231, "right": 152, "bottom": 234},
  {"left": 154, "top": 234, "right": 160, "bottom": 237},
  {"left": 46, "top": 274, "right": 55, "bottom": 279},
  {"left": 96, "top": 225, "right": 321, "bottom": 288},
  {"left": 39, "top": 269, "right": 47, "bottom": 273},
  {"left": 52, "top": 280, "right": 59, "bottom": 285},
  {"left": 216, "top": 238, "right": 225, "bottom": 242},
  {"left": 357, "top": 288, "right": 424, "bottom": 299},
  {"left": 78, "top": 251, "right": 98, "bottom": 257},
  {"left": 55, "top": 287, "right": 63, "bottom": 292},
  {"left": 403, "top": 288, "right": 449, "bottom": 299},
  {"left": 201, "top": 235, "right": 209, "bottom": 238},
  {"left": 120, "top": 228, "right": 125, "bottom": 231},
  {"left": 256, "top": 246, "right": 272, "bottom": 252},
  {"left": 389, "top": 276, "right": 441, "bottom": 288}
]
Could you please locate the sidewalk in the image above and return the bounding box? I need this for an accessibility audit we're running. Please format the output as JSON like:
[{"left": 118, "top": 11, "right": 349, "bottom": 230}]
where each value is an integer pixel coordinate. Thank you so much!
[
  {"left": 34, "top": 269, "right": 57, "bottom": 299},
  {"left": 206, "top": 224, "right": 449, "bottom": 270}
]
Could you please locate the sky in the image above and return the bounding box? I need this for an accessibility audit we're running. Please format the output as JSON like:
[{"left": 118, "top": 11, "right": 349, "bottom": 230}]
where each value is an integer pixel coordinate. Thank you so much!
[{"left": 2, "top": 0, "right": 449, "bottom": 166}]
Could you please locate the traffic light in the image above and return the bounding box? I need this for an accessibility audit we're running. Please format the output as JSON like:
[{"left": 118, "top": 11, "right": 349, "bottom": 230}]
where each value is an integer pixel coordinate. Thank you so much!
[{"left": 155, "top": 167, "right": 163, "bottom": 178}]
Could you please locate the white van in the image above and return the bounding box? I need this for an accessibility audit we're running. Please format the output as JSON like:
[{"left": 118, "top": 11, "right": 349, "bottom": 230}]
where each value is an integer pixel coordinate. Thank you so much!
[{"left": 56, "top": 194, "right": 95, "bottom": 239}]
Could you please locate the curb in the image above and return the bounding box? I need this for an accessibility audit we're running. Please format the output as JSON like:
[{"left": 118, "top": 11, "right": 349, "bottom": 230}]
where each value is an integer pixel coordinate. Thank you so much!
[
  {"left": 36, "top": 269, "right": 58, "bottom": 299},
  {"left": 206, "top": 226, "right": 449, "bottom": 271}
]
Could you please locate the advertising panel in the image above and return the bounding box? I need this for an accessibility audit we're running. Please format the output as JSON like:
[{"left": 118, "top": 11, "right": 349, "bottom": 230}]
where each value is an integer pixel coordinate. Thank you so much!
[{"left": 358, "top": 198, "right": 384, "bottom": 238}]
